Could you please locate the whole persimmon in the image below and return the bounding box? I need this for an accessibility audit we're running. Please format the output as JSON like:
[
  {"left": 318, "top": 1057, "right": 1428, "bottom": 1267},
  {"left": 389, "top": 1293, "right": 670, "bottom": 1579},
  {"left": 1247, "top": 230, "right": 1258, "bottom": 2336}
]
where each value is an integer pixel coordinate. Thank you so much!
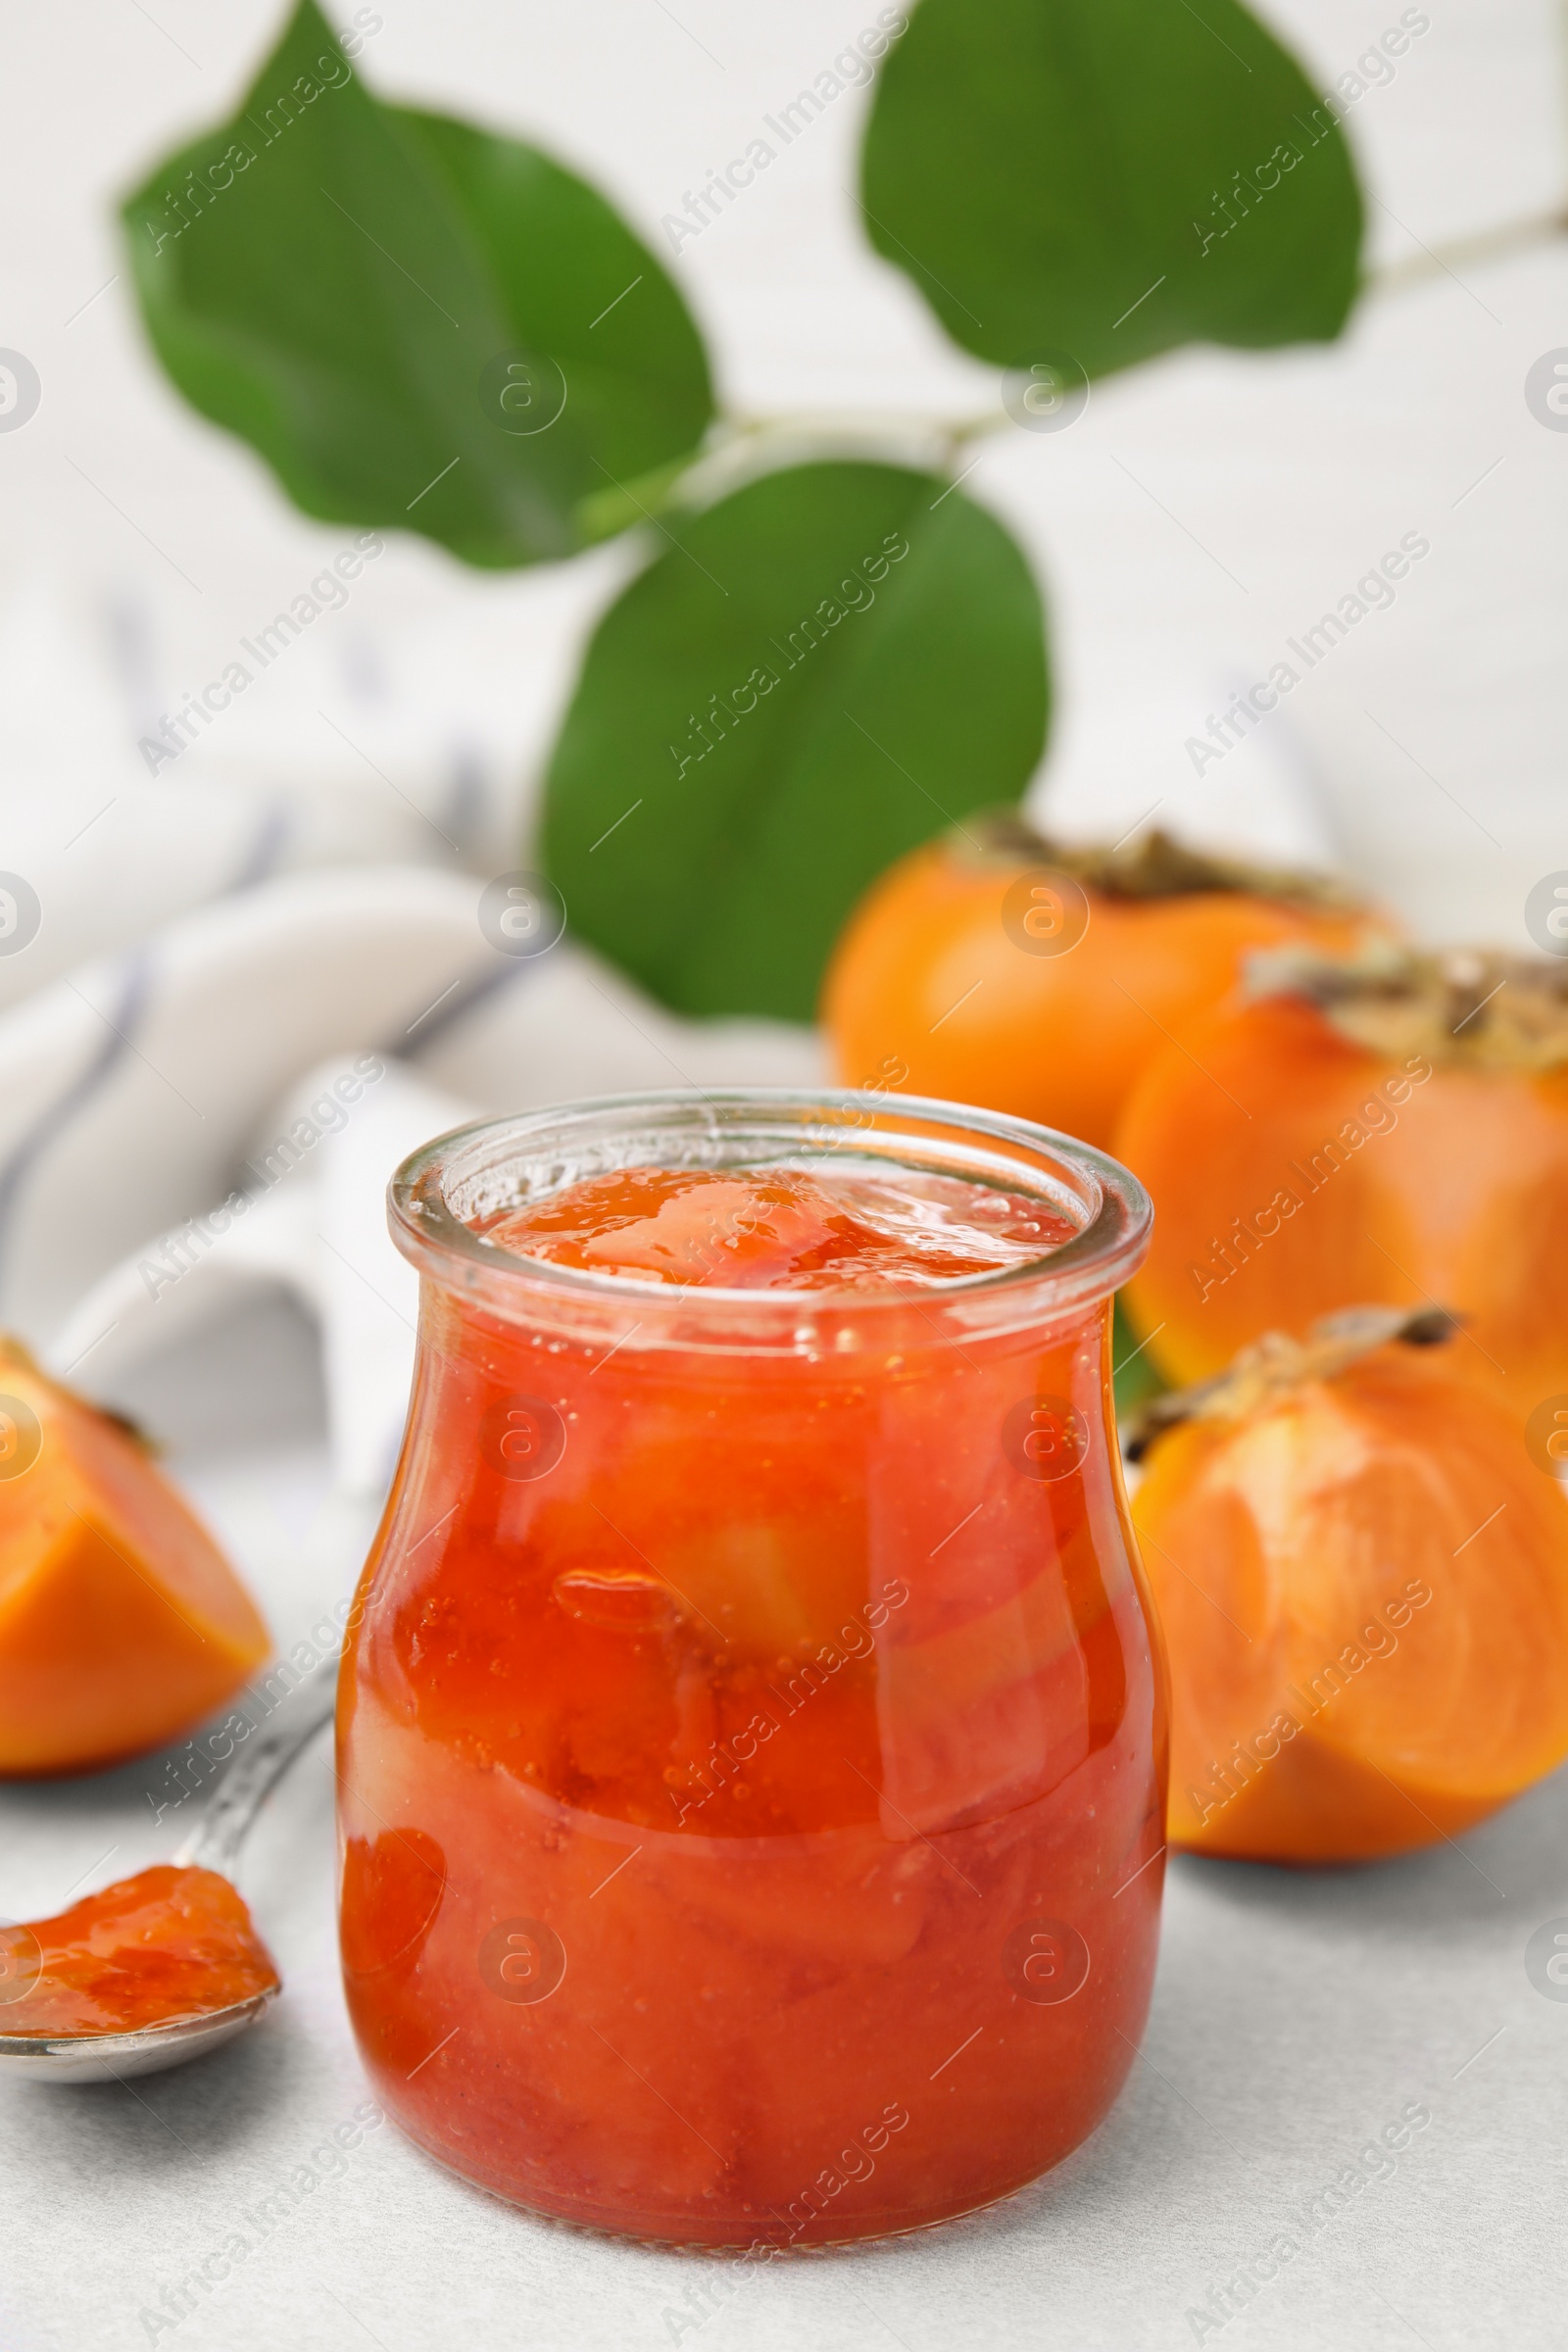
[
  {"left": 1115, "top": 948, "right": 1568, "bottom": 1407},
  {"left": 1129, "top": 1309, "right": 1568, "bottom": 1863},
  {"left": 0, "top": 1340, "right": 270, "bottom": 1774},
  {"left": 821, "top": 818, "right": 1381, "bottom": 1150}
]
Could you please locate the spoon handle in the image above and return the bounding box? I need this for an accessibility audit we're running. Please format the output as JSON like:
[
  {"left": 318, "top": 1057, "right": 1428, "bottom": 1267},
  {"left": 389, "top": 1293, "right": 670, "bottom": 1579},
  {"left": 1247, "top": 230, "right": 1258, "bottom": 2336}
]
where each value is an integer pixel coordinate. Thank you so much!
[{"left": 172, "top": 1649, "right": 339, "bottom": 1877}]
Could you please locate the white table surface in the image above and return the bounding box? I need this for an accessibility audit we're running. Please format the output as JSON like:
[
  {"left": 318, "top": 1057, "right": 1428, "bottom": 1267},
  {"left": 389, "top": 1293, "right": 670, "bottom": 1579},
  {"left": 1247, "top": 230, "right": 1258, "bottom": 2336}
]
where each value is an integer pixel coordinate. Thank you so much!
[{"left": 1, "top": 1294, "right": 1564, "bottom": 2352}]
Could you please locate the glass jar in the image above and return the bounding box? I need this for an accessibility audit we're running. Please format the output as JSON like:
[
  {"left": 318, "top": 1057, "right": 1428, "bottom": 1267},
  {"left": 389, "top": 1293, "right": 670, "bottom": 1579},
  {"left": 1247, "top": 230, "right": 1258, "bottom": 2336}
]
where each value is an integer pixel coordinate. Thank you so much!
[{"left": 337, "top": 1092, "right": 1165, "bottom": 2247}]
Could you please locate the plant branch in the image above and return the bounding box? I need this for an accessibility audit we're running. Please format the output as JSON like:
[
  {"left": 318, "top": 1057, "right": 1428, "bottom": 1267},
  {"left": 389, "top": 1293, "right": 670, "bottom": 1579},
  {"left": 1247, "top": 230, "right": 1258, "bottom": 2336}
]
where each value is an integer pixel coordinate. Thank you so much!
[
  {"left": 714, "top": 408, "right": 997, "bottom": 455},
  {"left": 1364, "top": 205, "right": 1568, "bottom": 297},
  {"left": 662, "top": 204, "right": 1568, "bottom": 514}
]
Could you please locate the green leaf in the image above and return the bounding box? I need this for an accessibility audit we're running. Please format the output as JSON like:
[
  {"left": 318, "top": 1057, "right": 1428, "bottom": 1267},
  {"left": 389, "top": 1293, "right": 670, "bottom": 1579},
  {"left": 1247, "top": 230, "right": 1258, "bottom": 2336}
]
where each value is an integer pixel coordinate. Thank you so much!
[
  {"left": 860, "top": 0, "right": 1364, "bottom": 381},
  {"left": 542, "top": 461, "right": 1049, "bottom": 1022},
  {"left": 1112, "top": 1292, "right": 1168, "bottom": 1421},
  {"left": 120, "top": 0, "right": 712, "bottom": 565}
]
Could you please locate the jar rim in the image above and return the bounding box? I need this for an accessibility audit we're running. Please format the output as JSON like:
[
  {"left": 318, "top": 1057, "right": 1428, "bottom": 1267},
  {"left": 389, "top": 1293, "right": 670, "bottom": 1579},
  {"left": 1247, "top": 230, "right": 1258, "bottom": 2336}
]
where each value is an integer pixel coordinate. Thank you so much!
[{"left": 388, "top": 1090, "right": 1152, "bottom": 1348}]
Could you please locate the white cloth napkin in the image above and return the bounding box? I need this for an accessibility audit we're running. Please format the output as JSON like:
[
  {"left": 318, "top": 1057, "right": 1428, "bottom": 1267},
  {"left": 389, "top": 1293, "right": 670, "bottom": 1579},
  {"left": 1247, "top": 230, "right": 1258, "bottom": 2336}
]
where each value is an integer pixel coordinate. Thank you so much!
[
  {"left": 47, "top": 1054, "right": 472, "bottom": 1497},
  {"left": 10, "top": 858, "right": 824, "bottom": 1495}
]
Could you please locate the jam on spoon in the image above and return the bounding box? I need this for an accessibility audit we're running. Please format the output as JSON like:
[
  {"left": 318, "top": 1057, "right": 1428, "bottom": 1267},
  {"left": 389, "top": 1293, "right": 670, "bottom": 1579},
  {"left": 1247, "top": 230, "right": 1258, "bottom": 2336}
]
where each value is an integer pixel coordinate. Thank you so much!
[
  {"left": 0, "top": 1650, "right": 336, "bottom": 2082},
  {"left": 0, "top": 1865, "right": 277, "bottom": 2038}
]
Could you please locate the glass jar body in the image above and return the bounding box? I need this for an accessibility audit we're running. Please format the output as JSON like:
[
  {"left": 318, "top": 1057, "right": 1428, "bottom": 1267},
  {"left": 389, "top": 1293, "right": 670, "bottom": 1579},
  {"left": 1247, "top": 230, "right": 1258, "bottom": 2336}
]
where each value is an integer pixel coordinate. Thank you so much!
[{"left": 337, "top": 1101, "right": 1165, "bottom": 2247}]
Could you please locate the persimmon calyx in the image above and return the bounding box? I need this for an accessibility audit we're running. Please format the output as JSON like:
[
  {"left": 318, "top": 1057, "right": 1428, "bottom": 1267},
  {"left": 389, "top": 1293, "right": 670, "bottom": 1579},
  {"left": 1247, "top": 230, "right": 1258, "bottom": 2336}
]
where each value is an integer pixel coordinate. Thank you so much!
[
  {"left": 955, "top": 813, "right": 1356, "bottom": 909},
  {"left": 1123, "top": 1304, "right": 1459, "bottom": 1462},
  {"left": 1243, "top": 943, "right": 1568, "bottom": 1072}
]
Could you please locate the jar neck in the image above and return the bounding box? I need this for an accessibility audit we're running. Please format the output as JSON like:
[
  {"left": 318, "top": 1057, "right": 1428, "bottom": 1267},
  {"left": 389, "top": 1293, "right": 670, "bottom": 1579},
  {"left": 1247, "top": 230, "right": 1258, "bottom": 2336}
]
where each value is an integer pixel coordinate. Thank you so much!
[{"left": 390, "top": 1090, "right": 1152, "bottom": 1362}]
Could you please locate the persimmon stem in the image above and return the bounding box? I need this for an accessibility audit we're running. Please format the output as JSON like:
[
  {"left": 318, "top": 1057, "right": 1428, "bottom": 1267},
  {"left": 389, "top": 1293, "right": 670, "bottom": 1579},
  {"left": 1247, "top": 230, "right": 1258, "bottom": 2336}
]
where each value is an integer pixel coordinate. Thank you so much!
[{"left": 1123, "top": 1306, "right": 1461, "bottom": 1462}]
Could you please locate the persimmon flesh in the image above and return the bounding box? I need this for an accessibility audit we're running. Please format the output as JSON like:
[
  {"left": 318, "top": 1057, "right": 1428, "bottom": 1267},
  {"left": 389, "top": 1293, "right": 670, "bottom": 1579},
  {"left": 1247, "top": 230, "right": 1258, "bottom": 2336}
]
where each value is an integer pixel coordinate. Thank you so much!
[
  {"left": 822, "top": 824, "right": 1378, "bottom": 1150},
  {"left": 1131, "top": 1325, "right": 1568, "bottom": 1862},
  {"left": 0, "top": 1344, "right": 270, "bottom": 1775}
]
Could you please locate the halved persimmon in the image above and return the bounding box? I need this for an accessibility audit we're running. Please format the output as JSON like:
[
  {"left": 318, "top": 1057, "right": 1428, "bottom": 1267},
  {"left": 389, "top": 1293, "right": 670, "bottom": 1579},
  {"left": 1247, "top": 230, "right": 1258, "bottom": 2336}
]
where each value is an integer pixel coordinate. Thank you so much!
[
  {"left": 822, "top": 819, "right": 1383, "bottom": 1149},
  {"left": 1115, "top": 948, "right": 1568, "bottom": 1404},
  {"left": 1129, "top": 1310, "right": 1568, "bottom": 1862},
  {"left": 0, "top": 1340, "right": 269, "bottom": 1775}
]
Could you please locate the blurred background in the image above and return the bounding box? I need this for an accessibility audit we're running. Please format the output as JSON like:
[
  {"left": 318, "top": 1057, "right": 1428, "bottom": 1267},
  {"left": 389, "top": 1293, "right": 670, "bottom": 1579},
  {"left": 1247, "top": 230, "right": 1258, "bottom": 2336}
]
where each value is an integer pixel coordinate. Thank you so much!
[
  {"left": 5, "top": 0, "right": 1563, "bottom": 930},
  {"left": 0, "top": 0, "right": 1564, "bottom": 1472}
]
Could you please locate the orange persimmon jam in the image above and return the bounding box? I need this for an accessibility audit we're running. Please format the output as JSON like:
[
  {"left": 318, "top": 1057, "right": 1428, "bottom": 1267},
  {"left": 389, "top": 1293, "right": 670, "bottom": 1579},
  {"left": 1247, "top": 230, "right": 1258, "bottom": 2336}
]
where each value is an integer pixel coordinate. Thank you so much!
[
  {"left": 338, "top": 1094, "right": 1164, "bottom": 2246},
  {"left": 0, "top": 1866, "right": 277, "bottom": 2037}
]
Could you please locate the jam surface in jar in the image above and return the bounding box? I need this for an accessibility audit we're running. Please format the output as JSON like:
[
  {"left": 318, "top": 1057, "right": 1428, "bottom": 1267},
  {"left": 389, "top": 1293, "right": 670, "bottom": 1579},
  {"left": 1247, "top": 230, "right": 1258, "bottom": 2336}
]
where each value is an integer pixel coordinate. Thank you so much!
[
  {"left": 477, "top": 1161, "right": 1077, "bottom": 1289},
  {"left": 339, "top": 1131, "right": 1165, "bottom": 2247}
]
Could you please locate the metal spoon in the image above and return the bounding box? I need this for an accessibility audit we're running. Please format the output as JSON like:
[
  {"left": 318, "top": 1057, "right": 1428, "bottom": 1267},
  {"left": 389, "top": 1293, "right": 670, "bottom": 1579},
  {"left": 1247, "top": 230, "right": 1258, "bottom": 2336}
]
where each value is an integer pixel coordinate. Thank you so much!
[{"left": 0, "top": 1652, "right": 337, "bottom": 2083}]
